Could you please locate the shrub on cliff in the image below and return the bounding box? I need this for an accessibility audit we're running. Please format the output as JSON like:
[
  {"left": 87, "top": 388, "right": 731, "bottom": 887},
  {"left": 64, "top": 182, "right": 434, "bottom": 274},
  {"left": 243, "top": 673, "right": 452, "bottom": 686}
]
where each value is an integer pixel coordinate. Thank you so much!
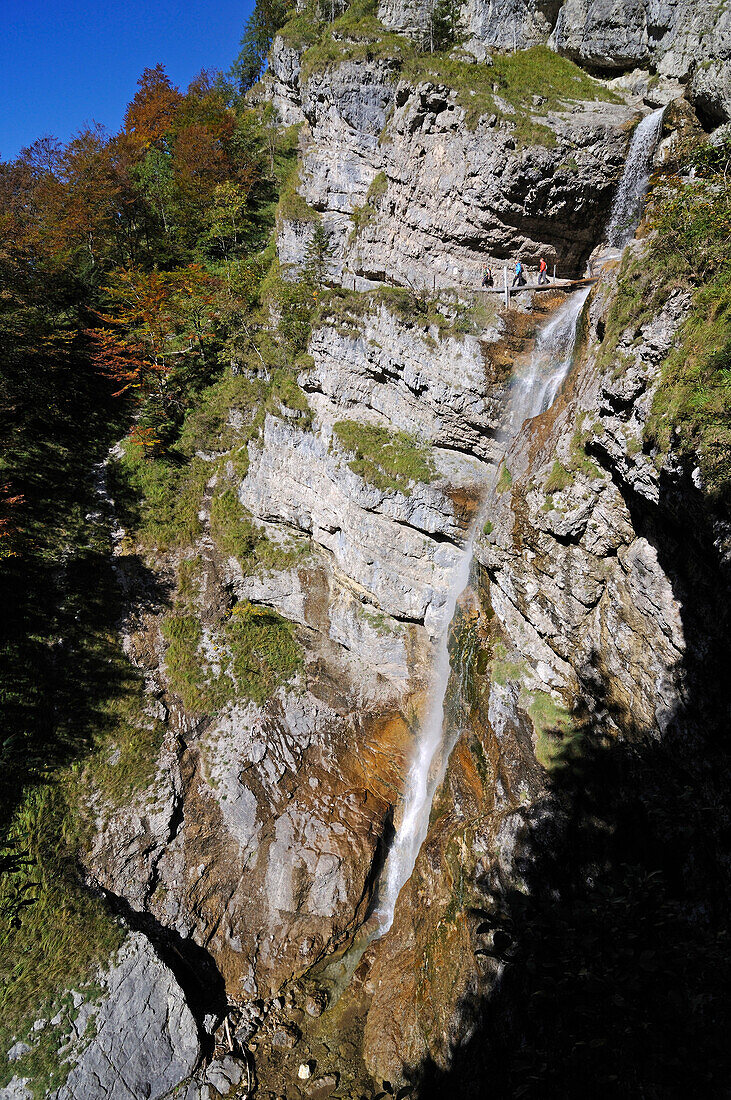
[{"left": 643, "top": 137, "right": 731, "bottom": 500}]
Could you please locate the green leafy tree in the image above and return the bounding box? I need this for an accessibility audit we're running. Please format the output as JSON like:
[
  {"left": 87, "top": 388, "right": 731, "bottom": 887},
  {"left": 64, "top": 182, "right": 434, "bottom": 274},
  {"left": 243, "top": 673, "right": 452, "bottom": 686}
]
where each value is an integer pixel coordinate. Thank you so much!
[
  {"left": 304, "top": 222, "right": 333, "bottom": 288},
  {"left": 135, "top": 146, "right": 175, "bottom": 235}
]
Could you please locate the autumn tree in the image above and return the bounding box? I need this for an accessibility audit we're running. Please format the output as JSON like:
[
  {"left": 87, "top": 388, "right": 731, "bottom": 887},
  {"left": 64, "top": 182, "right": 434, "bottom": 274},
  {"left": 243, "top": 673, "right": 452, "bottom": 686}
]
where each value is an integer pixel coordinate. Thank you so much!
[{"left": 124, "top": 64, "right": 182, "bottom": 148}]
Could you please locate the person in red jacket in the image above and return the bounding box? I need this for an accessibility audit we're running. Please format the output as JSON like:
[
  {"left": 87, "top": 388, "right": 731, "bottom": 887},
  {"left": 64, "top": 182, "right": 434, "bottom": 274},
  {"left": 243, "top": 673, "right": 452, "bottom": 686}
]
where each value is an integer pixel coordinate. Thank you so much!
[{"left": 538, "top": 257, "right": 549, "bottom": 285}]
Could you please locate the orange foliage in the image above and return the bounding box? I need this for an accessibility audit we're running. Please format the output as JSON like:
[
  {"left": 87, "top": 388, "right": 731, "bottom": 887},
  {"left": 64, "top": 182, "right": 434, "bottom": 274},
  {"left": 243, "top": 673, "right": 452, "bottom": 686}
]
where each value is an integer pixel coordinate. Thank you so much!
[
  {"left": 124, "top": 64, "right": 182, "bottom": 148},
  {"left": 173, "top": 122, "right": 231, "bottom": 207},
  {"left": 86, "top": 326, "right": 164, "bottom": 397},
  {"left": 87, "top": 264, "right": 221, "bottom": 396}
]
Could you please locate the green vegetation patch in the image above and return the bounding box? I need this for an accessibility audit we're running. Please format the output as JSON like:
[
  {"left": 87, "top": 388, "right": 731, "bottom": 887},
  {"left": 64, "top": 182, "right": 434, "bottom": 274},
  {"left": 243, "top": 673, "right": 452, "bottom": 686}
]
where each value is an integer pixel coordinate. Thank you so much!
[
  {"left": 596, "top": 137, "right": 731, "bottom": 500},
  {"left": 277, "top": 170, "right": 321, "bottom": 227},
  {"left": 491, "top": 640, "right": 525, "bottom": 686},
  {"left": 297, "top": 0, "right": 415, "bottom": 80},
  {"left": 178, "top": 373, "right": 270, "bottom": 457},
  {"left": 496, "top": 464, "right": 513, "bottom": 494},
  {"left": 528, "top": 690, "right": 579, "bottom": 770},
  {"left": 210, "top": 487, "right": 305, "bottom": 573},
  {"left": 111, "top": 446, "right": 211, "bottom": 553},
  {"left": 161, "top": 613, "right": 208, "bottom": 712},
  {"left": 544, "top": 459, "right": 573, "bottom": 494},
  {"left": 402, "top": 45, "right": 619, "bottom": 139},
  {"left": 0, "top": 787, "right": 125, "bottom": 1099},
  {"left": 225, "top": 602, "right": 303, "bottom": 707},
  {"left": 333, "top": 419, "right": 437, "bottom": 494}
]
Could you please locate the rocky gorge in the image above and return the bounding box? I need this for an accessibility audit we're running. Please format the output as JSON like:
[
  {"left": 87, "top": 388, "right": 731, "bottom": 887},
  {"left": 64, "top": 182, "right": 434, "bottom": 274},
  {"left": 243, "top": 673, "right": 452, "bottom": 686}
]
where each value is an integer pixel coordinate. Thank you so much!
[{"left": 3, "top": 0, "right": 731, "bottom": 1097}]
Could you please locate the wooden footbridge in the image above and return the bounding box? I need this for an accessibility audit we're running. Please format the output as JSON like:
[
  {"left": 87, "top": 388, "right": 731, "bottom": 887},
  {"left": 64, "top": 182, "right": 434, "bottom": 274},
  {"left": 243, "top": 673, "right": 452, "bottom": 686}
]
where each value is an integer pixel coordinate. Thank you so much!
[{"left": 481, "top": 272, "right": 598, "bottom": 307}]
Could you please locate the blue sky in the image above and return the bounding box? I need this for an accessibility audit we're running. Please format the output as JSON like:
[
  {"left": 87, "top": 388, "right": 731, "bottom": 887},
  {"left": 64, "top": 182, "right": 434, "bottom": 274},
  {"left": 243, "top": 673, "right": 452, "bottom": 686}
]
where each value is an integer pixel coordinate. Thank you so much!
[{"left": 1, "top": 0, "right": 256, "bottom": 160}]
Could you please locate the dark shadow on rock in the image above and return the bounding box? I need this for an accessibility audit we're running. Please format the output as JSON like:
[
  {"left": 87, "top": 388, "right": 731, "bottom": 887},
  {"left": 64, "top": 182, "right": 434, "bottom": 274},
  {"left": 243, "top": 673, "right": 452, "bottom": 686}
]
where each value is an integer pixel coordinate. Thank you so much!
[
  {"left": 410, "top": 465, "right": 731, "bottom": 1098},
  {"left": 101, "top": 886, "right": 228, "bottom": 1053}
]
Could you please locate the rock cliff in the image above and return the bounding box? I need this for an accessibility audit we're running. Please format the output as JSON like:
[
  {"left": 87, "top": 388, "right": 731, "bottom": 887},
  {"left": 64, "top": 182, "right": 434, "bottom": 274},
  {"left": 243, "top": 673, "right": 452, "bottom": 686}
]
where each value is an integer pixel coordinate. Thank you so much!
[{"left": 7, "top": 6, "right": 731, "bottom": 1099}]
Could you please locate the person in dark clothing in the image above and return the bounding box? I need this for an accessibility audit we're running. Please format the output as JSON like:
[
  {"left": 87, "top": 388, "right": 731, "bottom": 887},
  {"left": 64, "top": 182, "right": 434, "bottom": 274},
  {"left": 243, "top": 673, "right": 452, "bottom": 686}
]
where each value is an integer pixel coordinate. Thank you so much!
[
  {"left": 482, "top": 266, "right": 494, "bottom": 287},
  {"left": 512, "top": 260, "right": 526, "bottom": 287},
  {"left": 538, "top": 257, "right": 549, "bottom": 284}
]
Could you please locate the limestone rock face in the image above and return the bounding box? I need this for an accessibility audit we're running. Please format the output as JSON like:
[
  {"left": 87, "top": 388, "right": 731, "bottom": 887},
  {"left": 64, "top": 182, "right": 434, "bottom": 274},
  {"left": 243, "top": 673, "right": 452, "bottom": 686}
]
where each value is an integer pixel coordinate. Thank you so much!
[
  {"left": 83, "top": 290, "right": 517, "bottom": 1013},
  {"left": 549, "top": 0, "right": 731, "bottom": 80},
  {"left": 377, "top": 0, "right": 731, "bottom": 109},
  {"left": 53, "top": 933, "right": 200, "bottom": 1100},
  {"left": 274, "top": 54, "right": 637, "bottom": 287},
  {"left": 266, "top": 35, "right": 307, "bottom": 126},
  {"left": 361, "top": 245, "right": 731, "bottom": 1087}
]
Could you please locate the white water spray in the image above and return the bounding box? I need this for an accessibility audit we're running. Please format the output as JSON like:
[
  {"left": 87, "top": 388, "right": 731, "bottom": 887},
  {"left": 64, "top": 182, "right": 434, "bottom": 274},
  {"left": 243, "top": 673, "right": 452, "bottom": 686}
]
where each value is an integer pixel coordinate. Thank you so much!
[
  {"left": 374, "top": 287, "right": 590, "bottom": 934},
  {"left": 605, "top": 107, "right": 665, "bottom": 249}
]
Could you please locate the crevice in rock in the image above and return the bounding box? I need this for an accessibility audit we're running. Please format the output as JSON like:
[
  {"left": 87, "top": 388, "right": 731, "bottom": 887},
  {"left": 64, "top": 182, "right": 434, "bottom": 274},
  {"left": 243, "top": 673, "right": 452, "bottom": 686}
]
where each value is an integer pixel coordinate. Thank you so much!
[
  {"left": 389, "top": 515, "right": 464, "bottom": 548},
  {"left": 99, "top": 886, "right": 228, "bottom": 1058}
]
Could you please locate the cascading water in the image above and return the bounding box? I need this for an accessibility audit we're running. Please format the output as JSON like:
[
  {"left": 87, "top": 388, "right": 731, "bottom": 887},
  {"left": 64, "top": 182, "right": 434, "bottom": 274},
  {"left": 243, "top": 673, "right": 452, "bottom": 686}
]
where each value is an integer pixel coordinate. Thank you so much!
[
  {"left": 605, "top": 107, "right": 665, "bottom": 249},
  {"left": 374, "top": 287, "right": 590, "bottom": 934},
  {"left": 370, "top": 102, "right": 667, "bottom": 938}
]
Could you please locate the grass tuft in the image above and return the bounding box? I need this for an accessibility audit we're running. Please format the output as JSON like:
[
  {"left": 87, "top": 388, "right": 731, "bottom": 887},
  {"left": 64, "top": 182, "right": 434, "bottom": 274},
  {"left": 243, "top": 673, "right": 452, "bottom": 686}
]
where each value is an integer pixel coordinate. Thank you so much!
[{"left": 333, "top": 419, "right": 436, "bottom": 494}]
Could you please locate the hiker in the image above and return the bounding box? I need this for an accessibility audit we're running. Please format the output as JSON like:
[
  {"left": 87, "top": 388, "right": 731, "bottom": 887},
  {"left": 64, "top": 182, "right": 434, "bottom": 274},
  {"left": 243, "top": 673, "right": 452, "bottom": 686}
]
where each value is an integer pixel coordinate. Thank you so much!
[
  {"left": 482, "top": 266, "right": 494, "bottom": 287},
  {"left": 512, "top": 260, "right": 526, "bottom": 287},
  {"left": 538, "top": 257, "right": 548, "bottom": 285}
]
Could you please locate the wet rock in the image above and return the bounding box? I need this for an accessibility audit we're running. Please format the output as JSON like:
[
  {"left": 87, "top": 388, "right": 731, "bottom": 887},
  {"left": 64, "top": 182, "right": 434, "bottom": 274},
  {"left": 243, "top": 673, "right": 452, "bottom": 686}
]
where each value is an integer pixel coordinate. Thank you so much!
[{"left": 298, "top": 1061, "right": 314, "bottom": 1080}]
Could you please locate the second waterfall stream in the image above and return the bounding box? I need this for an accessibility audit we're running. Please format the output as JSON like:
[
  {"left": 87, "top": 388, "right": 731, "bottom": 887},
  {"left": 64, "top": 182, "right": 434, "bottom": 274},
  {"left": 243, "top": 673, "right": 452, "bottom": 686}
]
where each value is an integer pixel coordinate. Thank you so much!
[{"left": 374, "top": 285, "right": 591, "bottom": 933}]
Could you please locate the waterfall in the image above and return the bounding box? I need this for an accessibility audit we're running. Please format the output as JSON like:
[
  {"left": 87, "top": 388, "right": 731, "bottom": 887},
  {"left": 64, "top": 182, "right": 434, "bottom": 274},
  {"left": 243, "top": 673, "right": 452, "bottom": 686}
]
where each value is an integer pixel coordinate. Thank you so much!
[
  {"left": 374, "top": 287, "right": 590, "bottom": 934},
  {"left": 371, "top": 109, "right": 663, "bottom": 937},
  {"left": 605, "top": 107, "right": 665, "bottom": 249}
]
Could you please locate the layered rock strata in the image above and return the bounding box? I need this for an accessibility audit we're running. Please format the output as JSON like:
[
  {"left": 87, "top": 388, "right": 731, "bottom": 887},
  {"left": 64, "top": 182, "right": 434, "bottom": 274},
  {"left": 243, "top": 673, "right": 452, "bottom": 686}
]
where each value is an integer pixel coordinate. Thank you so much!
[{"left": 269, "top": 46, "right": 638, "bottom": 286}]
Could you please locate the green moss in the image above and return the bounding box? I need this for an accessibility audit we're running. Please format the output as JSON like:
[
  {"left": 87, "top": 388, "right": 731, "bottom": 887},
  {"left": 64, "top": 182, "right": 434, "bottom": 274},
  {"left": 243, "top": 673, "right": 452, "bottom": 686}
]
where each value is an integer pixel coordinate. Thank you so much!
[
  {"left": 360, "top": 606, "right": 398, "bottom": 633},
  {"left": 491, "top": 641, "right": 525, "bottom": 686},
  {"left": 367, "top": 170, "right": 388, "bottom": 200},
  {"left": 496, "top": 464, "right": 513, "bottom": 494},
  {"left": 225, "top": 602, "right": 303, "bottom": 706},
  {"left": 276, "top": 7, "right": 323, "bottom": 50},
  {"left": 528, "top": 690, "right": 577, "bottom": 770},
  {"left": 333, "top": 419, "right": 436, "bottom": 494},
  {"left": 482, "top": 519, "right": 494, "bottom": 536}
]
